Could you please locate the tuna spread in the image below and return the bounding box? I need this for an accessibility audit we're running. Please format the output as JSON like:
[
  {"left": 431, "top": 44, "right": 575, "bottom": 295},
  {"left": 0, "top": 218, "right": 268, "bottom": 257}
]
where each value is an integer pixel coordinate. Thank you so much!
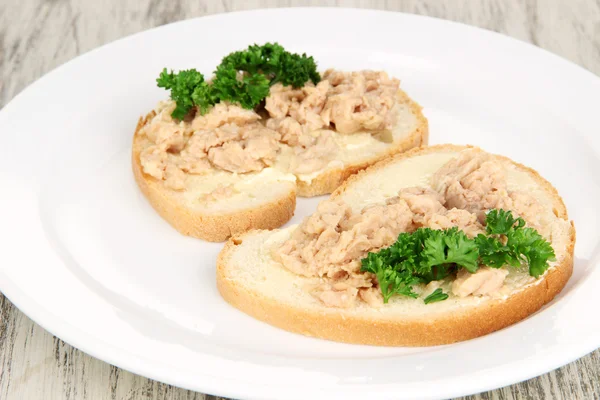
[
  {"left": 138, "top": 70, "right": 406, "bottom": 192},
  {"left": 274, "top": 149, "right": 570, "bottom": 308}
]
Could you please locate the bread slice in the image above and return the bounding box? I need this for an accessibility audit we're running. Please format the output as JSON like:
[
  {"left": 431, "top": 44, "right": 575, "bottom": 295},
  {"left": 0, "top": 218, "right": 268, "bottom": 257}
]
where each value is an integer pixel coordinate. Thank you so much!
[
  {"left": 217, "top": 144, "right": 576, "bottom": 346},
  {"left": 132, "top": 89, "right": 428, "bottom": 241},
  {"left": 132, "top": 112, "right": 297, "bottom": 242}
]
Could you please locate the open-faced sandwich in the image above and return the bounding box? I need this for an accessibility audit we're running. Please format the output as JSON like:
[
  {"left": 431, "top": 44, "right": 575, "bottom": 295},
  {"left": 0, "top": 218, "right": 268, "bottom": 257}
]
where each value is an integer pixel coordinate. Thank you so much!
[
  {"left": 132, "top": 43, "right": 428, "bottom": 241},
  {"left": 217, "top": 145, "right": 575, "bottom": 346}
]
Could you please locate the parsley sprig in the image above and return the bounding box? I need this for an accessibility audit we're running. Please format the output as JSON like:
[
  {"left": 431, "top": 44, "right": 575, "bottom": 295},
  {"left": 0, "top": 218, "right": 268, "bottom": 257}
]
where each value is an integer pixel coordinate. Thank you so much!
[
  {"left": 156, "top": 43, "right": 320, "bottom": 119},
  {"left": 361, "top": 209, "right": 556, "bottom": 304},
  {"left": 475, "top": 209, "right": 556, "bottom": 277},
  {"left": 156, "top": 69, "right": 214, "bottom": 120}
]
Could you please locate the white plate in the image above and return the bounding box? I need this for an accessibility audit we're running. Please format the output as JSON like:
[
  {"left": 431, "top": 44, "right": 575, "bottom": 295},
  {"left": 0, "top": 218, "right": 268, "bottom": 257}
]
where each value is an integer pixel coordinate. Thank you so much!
[{"left": 1, "top": 8, "right": 599, "bottom": 400}]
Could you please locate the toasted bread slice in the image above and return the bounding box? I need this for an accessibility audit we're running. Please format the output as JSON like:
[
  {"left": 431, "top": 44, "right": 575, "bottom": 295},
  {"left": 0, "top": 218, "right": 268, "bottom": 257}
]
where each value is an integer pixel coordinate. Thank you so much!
[
  {"left": 216, "top": 144, "right": 575, "bottom": 346},
  {"left": 132, "top": 89, "right": 427, "bottom": 241}
]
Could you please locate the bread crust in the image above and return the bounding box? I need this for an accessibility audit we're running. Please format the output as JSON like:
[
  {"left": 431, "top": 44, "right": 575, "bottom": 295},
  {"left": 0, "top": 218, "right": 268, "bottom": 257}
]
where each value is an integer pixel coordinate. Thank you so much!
[
  {"left": 132, "top": 89, "right": 428, "bottom": 240},
  {"left": 217, "top": 144, "right": 576, "bottom": 346},
  {"left": 132, "top": 113, "right": 296, "bottom": 242}
]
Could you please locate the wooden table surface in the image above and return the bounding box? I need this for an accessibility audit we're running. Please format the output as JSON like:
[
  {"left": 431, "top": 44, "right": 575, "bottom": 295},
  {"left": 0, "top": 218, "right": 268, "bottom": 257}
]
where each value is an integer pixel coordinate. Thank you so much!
[{"left": 1, "top": 0, "right": 599, "bottom": 399}]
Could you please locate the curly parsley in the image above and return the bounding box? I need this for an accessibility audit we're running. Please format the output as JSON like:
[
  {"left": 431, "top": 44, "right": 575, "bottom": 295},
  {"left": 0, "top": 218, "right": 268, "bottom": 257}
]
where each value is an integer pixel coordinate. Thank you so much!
[
  {"left": 156, "top": 43, "right": 321, "bottom": 119},
  {"left": 361, "top": 227, "right": 478, "bottom": 303},
  {"left": 156, "top": 68, "right": 213, "bottom": 120},
  {"left": 476, "top": 209, "right": 556, "bottom": 277},
  {"left": 361, "top": 209, "right": 556, "bottom": 304},
  {"left": 218, "top": 42, "right": 320, "bottom": 88}
]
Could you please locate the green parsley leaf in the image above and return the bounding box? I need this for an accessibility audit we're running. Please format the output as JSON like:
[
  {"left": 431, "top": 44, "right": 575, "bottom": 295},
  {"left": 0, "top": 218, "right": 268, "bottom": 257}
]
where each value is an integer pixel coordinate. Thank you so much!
[
  {"left": 219, "top": 42, "right": 283, "bottom": 76},
  {"left": 421, "top": 227, "right": 479, "bottom": 273},
  {"left": 474, "top": 234, "right": 521, "bottom": 268},
  {"left": 361, "top": 227, "right": 479, "bottom": 303},
  {"left": 276, "top": 51, "right": 320, "bottom": 87},
  {"left": 386, "top": 232, "right": 420, "bottom": 268},
  {"left": 424, "top": 288, "right": 449, "bottom": 304},
  {"left": 361, "top": 252, "right": 419, "bottom": 303},
  {"left": 481, "top": 210, "right": 556, "bottom": 277},
  {"left": 220, "top": 42, "right": 320, "bottom": 88},
  {"left": 191, "top": 82, "right": 217, "bottom": 115},
  {"left": 485, "top": 209, "right": 525, "bottom": 235},
  {"left": 156, "top": 68, "right": 211, "bottom": 120},
  {"left": 506, "top": 227, "right": 556, "bottom": 277},
  {"left": 211, "top": 64, "right": 271, "bottom": 110}
]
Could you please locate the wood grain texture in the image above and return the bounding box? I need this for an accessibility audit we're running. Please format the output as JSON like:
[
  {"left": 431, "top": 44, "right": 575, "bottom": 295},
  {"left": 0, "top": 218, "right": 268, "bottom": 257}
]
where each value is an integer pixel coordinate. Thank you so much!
[{"left": 0, "top": 0, "right": 599, "bottom": 399}]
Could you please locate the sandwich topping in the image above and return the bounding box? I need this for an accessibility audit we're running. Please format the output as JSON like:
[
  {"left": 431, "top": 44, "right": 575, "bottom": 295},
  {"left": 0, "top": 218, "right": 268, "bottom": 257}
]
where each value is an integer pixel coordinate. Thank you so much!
[
  {"left": 138, "top": 43, "right": 405, "bottom": 192},
  {"left": 274, "top": 149, "right": 567, "bottom": 308}
]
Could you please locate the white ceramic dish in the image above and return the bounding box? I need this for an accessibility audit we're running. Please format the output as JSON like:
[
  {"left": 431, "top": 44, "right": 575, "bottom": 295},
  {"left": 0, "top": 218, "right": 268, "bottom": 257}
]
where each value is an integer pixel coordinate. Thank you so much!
[{"left": 1, "top": 8, "right": 599, "bottom": 400}]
